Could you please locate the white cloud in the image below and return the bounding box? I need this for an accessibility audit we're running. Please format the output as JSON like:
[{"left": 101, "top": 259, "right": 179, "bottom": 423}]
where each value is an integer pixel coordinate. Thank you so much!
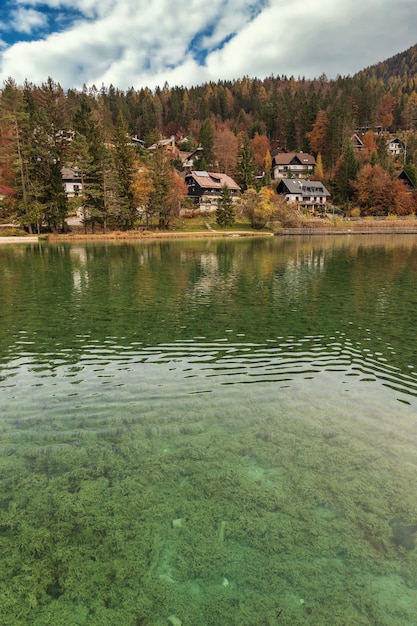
[
  {"left": 0, "top": 0, "right": 416, "bottom": 91},
  {"left": 10, "top": 8, "right": 48, "bottom": 35}
]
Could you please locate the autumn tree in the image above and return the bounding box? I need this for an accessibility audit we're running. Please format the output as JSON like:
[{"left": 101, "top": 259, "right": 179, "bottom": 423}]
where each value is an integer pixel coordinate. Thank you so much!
[
  {"left": 148, "top": 147, "right": 187, "bottom": 229},
  {"left": 377, "top": 93, "right": 396, "bottom": 131},
  {"left": 213, "top": 125, "right": 239, "bottom": 175},
  {"left": 251, "top": 132, "right": 270, "bottom": 174},
  {"left": 164, "top": 171, "right": 188, "bottom": 227},
  {"left": 130, "top": 158, "right": 154, "bottom": 227},
  {"left": 353, "top": 164, "right": 414, "bottom": 215},
  {"left": 362, "top": 130, "right": 378, "bottom": 161},
  {"left": 262, "top": 150, "right": 272, "bottom": 186},
  {"left": 312, "top": 153, "right": 324, "bottom": 180},
  {"left": 306, "top": 109, "right": 329, "bottom": 156},
  {"left": 238, "top": 186, "right": 275, "bottom": 229}
]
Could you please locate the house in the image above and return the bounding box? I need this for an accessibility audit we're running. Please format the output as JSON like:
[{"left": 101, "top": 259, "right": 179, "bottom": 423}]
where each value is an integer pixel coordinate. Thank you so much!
[
  {"left": 386, "top": 137, "right": 404, "bottom": 156},
  {"left": 397, "top": 169, "right": 416, "bottom": 190},
  {"left": 148, "top": 135, "right": 179, "bottom": 157},
  {"left": 272, "top": 152, "right": 316, "bottom": 179},
  {"left": 180, "top": 146, "right": 204, "bottom": 171},
  {"left": 351, "top": 133, "right": 365, "bottom": 153},
  {"left": 276, "top": 178, "right": 331, "bottom": 210},
  {"left": 184, "top": 170, "right": 241, "bottom": 207},
  {"left": 131, "top": 135, "right": 145, "bottom": 148},
  {"left": 62, "top": 166, "right": 82, "bottom": 197}
]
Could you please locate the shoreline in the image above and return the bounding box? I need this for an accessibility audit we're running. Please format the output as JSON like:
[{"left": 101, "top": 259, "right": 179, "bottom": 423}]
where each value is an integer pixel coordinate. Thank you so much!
[{"left": 2, "top": 224, "right": 417, "bottom": 244}]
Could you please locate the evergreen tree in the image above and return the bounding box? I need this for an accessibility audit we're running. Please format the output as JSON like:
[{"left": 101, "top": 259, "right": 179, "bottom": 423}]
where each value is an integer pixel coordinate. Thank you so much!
[
  {"left": 237, "top": 134, "right": 257, "bottom": 191},
  {"left": 112, "top": 113, "right": 135, "bottom": 228},
  {"left": 196, "top": 118, "right": 214, "bottom": 170},
  {"left": 333, "top": 141, "right": 360, "bottom": 203},
  {"left": 148, "top": 147, "right": 175, "bottom": 229},
  {"left": 216, "top": 184, "right": 235, "bottom": 227}
]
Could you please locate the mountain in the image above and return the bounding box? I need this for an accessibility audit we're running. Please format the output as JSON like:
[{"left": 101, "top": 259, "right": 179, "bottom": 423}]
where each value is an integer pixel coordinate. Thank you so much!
[{"left": 355, "top": 43, "right": 417, "bottom": 83}]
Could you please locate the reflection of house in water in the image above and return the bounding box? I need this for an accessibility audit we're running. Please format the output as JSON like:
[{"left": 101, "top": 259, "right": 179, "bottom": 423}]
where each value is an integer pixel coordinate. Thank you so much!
[
  {"left": 70, "top": 246, "right": 89, "bottom": 292},
  {"left": 188, "top": 251, "right": 238, "bottom": 296},
  {"left": 277, "top": 249, "right": 327, "bottom": 302}
]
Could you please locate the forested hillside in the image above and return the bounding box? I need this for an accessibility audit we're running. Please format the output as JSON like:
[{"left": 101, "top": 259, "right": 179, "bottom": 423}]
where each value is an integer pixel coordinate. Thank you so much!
[{"left": 1, "top": 43, "right": 417, "bottom": 232}]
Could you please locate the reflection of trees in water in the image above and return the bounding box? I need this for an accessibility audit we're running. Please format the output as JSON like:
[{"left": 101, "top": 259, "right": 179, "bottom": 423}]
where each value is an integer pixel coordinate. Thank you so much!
[{"left": 0, "top": 237, "right": 416, "bottom": 380}]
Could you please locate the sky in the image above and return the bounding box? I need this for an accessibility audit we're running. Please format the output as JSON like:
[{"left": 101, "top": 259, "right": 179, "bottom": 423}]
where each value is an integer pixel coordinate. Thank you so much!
[{"left": 0, "top": 0, "right": 416, "bottom": 92}]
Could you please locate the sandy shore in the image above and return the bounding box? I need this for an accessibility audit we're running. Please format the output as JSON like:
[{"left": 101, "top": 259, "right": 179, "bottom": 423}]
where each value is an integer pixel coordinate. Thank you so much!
[{"left": 0, "top": 236, "right": 39, "bottom": 244}]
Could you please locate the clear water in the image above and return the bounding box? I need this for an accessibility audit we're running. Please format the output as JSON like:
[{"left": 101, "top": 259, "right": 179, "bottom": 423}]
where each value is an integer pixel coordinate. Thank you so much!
[{"left": 1, "top": 235, "right": 417, "bottom": 625}]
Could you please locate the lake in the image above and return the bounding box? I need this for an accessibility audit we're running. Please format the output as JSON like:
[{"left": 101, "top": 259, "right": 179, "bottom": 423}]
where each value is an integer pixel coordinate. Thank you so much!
[{"left": 1, "top": 235, "right": 417, "bottom": 625}]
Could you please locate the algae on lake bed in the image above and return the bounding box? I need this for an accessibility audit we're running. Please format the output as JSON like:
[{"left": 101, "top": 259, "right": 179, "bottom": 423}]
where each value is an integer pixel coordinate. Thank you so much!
[{"left": 1, "top": 369, "right": 417, "bottom": 625}]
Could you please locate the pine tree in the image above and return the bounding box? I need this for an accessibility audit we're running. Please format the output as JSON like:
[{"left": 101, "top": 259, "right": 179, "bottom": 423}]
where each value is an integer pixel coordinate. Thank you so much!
[
  {"left": 237, "top": 134, "right": 257, "bottom": 191},
  {"left": 112, "top": 113, "right": 135, "bottom": 228},
  {"left": 333, "top": 141, "right": 360, "bottom": 203},
  {"left": 196, "top": 118, "right": 214, "bottom": 170},
  {"left": 216, "top": 184, "right": 235, "bottom": 227}
]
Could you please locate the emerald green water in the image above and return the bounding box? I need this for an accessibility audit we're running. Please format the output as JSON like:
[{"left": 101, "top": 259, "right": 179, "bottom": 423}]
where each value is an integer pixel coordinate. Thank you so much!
[{"left": 1, "top": 235, "right": 417, "bottom": 625}]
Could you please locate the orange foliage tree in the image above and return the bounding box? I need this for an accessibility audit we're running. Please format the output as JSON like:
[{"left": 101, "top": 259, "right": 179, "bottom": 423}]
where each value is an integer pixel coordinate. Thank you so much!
[
  {"left": 250, "top": 133, "right": 270, "bottom": 173},
  {"left": 306, "top": 110, "right": 330, "bottom": 156},
  {"left": 213, "top": 125, "right": 239, "bottom": 175},
  {"left": 361, "top": 130, "right": 378, "bottom": 161},
  {"left": 377, "top": 93, "right": 396, "bottom": 130},
  {"left": 353, "top": 164, "right": 415, "bottom": 215}
]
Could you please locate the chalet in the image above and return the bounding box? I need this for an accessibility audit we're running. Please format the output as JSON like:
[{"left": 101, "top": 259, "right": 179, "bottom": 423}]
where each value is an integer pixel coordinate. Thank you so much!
[
  {"left": 180, "top": 146, "right": 204, "bottom": 171},
  {"left": 62, "top": 166, "right": 82, "bottom": 197},
  {"left": 351, "top": 133, "right": 365, "bottom": 153},
  {"left": 397, "top": 169, "right": 416, "bottom": 190},
  {"left": 386, "top": 137, "right": 404, "bottom": 156},
  {"left": 131, "top": 135, "right": 145, "bottom": 148},
  {"left": 276, "top": 178, "right": 331, "bottom": 210},
  {"left": 184, "top": 170, "right": 240, "bottom": 207},
  {"left": 272, "top": 152, "right": 315, "bottom": 179},
  {"left": 148, "top": 135, "right": 179, "bottom": 157}
]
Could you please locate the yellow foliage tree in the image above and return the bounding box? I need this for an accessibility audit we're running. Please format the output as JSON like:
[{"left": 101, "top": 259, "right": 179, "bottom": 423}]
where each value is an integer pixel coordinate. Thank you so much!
[
  {"left": 130, "top": 159, "right": 154, "bottom": 218},
  {"left": 238, "top": 186, "right": 275, "bottom": 229}
]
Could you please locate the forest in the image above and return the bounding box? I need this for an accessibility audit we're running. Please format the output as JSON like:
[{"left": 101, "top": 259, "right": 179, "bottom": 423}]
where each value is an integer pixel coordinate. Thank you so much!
[{"left": 1, "top": 43, "right": 417, "bottom": 232}]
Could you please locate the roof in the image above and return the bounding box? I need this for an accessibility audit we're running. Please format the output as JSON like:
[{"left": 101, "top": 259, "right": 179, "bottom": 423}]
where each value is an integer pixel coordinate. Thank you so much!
[
  {"left": 61, "top": 166, "right": 80, "bottom": 180},
  {"left": 186, "top": 170, "right": 240, "bottom": 191},
  {"left": 148, "top": 135, "right": 176, "bottom": 149},
  {"left": 397, "top": 169, "right": 416, "bottom": 189},
  {"left": 277, "top": 178, "right": 330, "bottom": 196},
  {"left": 273, "top": 152, "right": 315, "bottom": 166},
  {"left": 0, "top": 184, "right": 15, "bottom": 195}
]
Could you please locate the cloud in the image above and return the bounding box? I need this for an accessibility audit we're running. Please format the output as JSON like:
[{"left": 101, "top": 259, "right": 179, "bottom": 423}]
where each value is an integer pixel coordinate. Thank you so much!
[
  {"left": 0, "top": 0, "right": 416, "bottom": 91},
  {"left": 10, "top": 8, "right": 48, "bottom": 35}
]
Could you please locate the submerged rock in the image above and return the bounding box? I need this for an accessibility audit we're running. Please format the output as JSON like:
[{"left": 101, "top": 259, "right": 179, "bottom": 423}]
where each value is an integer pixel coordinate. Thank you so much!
[{"left": 389, "top": 519, "right": 417, "bottom": 550}]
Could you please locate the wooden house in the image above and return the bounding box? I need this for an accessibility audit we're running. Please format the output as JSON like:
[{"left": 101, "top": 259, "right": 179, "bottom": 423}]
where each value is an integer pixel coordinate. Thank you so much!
[{"left": 184, "top": 170, "right": 240, "bottom": 207}]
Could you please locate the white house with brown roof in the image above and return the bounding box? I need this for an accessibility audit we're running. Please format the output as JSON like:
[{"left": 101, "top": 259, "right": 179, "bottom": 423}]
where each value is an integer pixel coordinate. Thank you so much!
[
  {"left": 272, "top": 152, "right": 316, "bottom": 179},
  {"left": 184, "top": 170, "right": 241, "bottom": 207},
  {"left": 62, "top": 166, "right": 82, "bottom": 197}
]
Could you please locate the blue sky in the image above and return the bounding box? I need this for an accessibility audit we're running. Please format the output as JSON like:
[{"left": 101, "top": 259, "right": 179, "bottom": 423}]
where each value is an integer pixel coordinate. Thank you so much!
[{"left": 0, "top": 0, "right": 416, "bottom": 91}]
